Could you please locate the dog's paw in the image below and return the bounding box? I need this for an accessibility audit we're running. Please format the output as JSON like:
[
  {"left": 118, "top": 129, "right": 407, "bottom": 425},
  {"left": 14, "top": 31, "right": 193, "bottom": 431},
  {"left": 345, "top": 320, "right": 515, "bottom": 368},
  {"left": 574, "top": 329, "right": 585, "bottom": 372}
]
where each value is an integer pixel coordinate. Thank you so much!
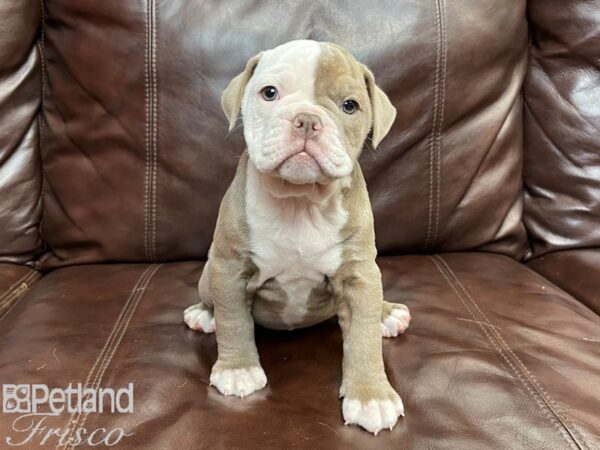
[
  {"left": 184, "top": 303, "right": 215, "bottom": 333},
  {"left": 342, "top": 383, "right": 404, "bottom": 434},
  {"left": 381, "top": 303, "right": 411, "bottom": 338},
  {"left": 210, "top": 365, "right": 267, "bottom": 398}
]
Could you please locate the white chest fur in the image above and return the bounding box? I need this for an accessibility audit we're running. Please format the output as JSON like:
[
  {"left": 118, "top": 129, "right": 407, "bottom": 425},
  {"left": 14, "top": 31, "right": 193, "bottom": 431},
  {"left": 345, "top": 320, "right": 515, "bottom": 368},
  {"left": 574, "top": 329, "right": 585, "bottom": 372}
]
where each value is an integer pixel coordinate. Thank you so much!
[{"left": 245, "top": 163, "right": 348, "bottom": 327}]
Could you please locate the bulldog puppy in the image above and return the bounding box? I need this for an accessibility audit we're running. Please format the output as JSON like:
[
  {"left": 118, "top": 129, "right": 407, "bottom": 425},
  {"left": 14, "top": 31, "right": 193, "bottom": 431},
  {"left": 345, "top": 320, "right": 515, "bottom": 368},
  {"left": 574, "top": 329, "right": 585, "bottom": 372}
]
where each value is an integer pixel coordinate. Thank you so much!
[{"left": 184, "top": 40, "right": 411, "bottom": 434}]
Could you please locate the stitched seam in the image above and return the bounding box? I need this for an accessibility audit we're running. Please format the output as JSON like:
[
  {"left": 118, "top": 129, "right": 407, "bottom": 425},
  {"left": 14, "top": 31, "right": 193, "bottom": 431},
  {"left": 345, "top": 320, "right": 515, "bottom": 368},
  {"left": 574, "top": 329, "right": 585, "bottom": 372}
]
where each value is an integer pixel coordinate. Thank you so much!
[
  {"left": 150, "top": 0, "right": 158, "bottom": 262},
  {"left": 57, "top": 271, "right": 148, "bottom": 450},
  {"left": 37, "top": 0, "right": 46, "bottom": 149},
  {"left": 143, "top": 0, "right": 151, "bottom": 262},
  {"left": 60, "top": 266, "right": 158, "bottom": 448},
  {"left": 0, "top": 272, "right": 32, "bottom": 304},
  {"left": 430, "top": 256, "right": 579, "bottom": 449},
  {"left": 425, "top": 0, "right": 441, "bottom": 251},
  {"left": 432, "top": 0, "right": 446, "bottom": 247},
  {"left": 65, "top": 264, "right": 161, "bottom": 449},
  {"left": 431, "top": 255, "right": 588, "bottom": 450},
  {"left": 436, "top": 256, "right": 593, "bottom": 449},
  {"left": 57, "top": 265, "right": 161, "bottom": 450},
  {"left": 0, "top": 272, "right": 40, "bottom": 321},
  {"left": 38, "top": 0, "right": 46, "bottom": 139},
  {"left": 425, "top": 0, "right": 447, "bottom": 251},
  {"left": 143, "top": 0, "right": 158, "bottom": 262},
  {"left": 36, "top": 0, "right": 47, "bottom": 249}
]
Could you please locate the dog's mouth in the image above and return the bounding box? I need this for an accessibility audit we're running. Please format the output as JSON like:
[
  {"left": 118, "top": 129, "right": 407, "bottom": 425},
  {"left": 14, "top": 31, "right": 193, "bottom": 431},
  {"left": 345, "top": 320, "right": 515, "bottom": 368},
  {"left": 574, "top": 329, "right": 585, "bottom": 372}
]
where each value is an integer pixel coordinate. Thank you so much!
[{"left": 276, "top": 149, "right": 327, "bottom": 185}]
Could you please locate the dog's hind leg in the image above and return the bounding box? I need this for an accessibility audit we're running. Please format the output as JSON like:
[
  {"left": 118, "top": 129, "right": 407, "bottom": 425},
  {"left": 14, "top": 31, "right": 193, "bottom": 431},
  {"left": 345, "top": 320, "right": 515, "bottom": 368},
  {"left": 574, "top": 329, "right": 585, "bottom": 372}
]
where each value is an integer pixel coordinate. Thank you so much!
[
  {"left": 184, "top": 302, "right": 215, "bottom": 333},
  {"left": 183, "top": 264, "right": 215, "bottom": 333},
  {"left": 380, "top": 301, "right": 410, "bottom": 338}
]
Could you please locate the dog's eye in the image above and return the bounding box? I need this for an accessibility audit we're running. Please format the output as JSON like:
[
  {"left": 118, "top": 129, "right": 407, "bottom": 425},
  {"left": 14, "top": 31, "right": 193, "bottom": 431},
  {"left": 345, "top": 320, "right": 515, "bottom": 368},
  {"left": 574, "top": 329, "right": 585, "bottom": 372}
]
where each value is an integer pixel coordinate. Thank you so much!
[
  {"left": 261, "top": 86, "right": 278, "bottom": 101},
  {"left": 341, "top": 99, "right": 359, "bottom": 114}
]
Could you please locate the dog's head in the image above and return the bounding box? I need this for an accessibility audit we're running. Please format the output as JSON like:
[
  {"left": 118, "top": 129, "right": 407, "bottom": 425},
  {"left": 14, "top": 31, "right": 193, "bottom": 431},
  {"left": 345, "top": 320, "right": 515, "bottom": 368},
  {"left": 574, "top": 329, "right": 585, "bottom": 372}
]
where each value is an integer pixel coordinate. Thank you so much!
[{"left": 222, "top": 40, "right": 396, "bottom": 185}]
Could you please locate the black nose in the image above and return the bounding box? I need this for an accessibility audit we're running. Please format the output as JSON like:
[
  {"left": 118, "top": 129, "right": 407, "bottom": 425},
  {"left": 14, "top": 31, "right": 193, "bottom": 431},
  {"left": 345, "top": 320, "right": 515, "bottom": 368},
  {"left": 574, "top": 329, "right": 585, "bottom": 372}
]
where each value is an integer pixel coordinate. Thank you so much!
[{"left": 293, "top": 113, "right": 322, "bottom": 138}]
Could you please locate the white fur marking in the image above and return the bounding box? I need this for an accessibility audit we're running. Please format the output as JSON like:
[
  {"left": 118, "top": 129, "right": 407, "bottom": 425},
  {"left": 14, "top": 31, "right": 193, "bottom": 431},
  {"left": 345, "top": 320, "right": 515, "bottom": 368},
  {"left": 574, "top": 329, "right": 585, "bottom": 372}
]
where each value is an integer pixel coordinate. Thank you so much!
[
  {"left": 184, "top": 303, "right": 215, "bottom": 333},
  {"left": 246, "top": 164, "right": 348, "bottom": 328},
  {"left": 209, "top": 366, "right": 267, "bottom": 398},
  {"left": 381, "top": 304, "right": 411, "bottom": 337},
  {"left": 342, "top": 397, "right": 404, "bottom": 434}
]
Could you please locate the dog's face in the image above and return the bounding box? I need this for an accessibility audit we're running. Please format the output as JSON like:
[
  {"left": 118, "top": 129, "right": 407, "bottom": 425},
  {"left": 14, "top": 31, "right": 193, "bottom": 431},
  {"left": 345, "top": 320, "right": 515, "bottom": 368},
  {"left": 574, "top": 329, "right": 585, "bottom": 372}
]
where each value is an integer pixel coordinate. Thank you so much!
[{"left": 222, "top": 40, "right": 396, "bottom": 185}]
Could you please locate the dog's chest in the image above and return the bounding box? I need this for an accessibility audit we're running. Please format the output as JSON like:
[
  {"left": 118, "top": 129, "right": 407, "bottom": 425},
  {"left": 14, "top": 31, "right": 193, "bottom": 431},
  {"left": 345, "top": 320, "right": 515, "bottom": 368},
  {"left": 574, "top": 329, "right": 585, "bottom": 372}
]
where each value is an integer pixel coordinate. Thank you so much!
[{"left": 246, "top": 175, "right": 348, "bottom": 329}]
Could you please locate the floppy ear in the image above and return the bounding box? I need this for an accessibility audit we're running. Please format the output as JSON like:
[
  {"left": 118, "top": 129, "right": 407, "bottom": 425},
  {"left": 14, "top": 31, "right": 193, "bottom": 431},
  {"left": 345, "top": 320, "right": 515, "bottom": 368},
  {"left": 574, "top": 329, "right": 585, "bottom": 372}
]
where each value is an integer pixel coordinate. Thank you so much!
[
  {"left": 221, "top": 53, "right": 262, "bottom": 131},
  {"left": 362, "top": 66, "right": 397, "bottom": 148}
]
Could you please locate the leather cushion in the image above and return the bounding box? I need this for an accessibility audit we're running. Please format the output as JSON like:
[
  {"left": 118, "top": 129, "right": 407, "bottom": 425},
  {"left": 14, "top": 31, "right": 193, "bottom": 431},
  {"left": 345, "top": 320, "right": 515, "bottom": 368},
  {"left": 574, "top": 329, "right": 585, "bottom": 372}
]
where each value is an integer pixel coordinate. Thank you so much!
[
  {"left": 1, "top": 254, "right": 598, "bottom": 448},
  {"left": 38, "top": 0, "right": 529, "bottom": 267},
  {"left": 523, "top": 0, "right": 600, "bottom": 257},
  {"left": 0, "top": 0, "right": 43, "bottom": 264}
]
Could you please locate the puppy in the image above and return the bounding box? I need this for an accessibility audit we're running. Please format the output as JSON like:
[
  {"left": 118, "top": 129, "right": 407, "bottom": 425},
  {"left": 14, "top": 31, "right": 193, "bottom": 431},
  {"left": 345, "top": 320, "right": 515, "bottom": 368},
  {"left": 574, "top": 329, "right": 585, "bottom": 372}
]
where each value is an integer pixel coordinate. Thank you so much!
[{"left": 184, "top": 40, "right": 411, "bottom": 434}]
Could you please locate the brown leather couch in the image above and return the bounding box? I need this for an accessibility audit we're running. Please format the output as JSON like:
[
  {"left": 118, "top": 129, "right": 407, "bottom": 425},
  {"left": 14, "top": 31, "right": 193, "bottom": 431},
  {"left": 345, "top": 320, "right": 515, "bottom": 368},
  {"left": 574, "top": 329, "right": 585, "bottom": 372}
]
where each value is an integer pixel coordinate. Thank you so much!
[{"left": 1, "top": 1, "right": 598, "bottom": 449}]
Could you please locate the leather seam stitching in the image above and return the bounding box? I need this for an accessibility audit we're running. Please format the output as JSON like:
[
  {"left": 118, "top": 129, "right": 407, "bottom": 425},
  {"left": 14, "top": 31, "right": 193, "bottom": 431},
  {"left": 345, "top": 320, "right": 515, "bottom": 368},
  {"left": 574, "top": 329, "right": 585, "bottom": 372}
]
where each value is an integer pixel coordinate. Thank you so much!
[
  {"left": 431, "top": 255, "right": 588, "bottom": 450},
  {"left": 425, "top": 1, "right": 440, "bottom": 251},
  {"left": 37, "top": 0, "right": 47, "bottom": 149},
  {"left": 425, "top": 0, "right": 446, "bottom": 251},
  {"left": 143, "top": 0, "right": 151, "bottom": 262},
  {"left": 150, "top": 0, "right": 158, "bottom": 262},
  {"left": 60, "top": 266, "right": 155, "bottom": 447},
  {"left": 57, "top": 264, "right": 161, "bottom": 450},
  {"left": 143, "top": 4, "right": 149, "bottom": 261},
  {"left": 37, "top": 0, "right": 47, "bottom": 251},
  {"left": 433, "top": 0, "right": 446, "bottom": 247},
  {"left": 0, "top": 272, "right": 40, "bottom": 321},
  {"left": 0, "top": 272, "right": 32, "bottom": 305},
  {"left": 439, "top": 256, "right": 593, "bottom": 449}
]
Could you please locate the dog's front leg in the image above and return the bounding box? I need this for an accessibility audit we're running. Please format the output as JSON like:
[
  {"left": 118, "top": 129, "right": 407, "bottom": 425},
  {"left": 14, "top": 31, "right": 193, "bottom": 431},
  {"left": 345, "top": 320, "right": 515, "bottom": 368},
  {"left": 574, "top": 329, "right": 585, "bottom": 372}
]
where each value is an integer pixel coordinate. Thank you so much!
[
  {"left": 208, "top": 257, "right": 266, "bottom": 398},
  {"left": 335, "top": 263, "right": 404, "bottom": 434}
]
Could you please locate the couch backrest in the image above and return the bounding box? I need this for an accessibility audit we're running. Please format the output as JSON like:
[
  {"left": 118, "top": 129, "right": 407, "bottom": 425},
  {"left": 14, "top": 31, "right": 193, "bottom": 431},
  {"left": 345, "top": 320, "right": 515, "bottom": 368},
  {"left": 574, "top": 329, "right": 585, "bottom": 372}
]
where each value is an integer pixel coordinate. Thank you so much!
[
  {"left": 0, "top": 0, "right": 43, "bottom": 265},
  {"left": 523, "top": 0, "right": 600, "bottom": 259},
  {"left": 37, "top": 0, "right": 530, "bottom": 268}
]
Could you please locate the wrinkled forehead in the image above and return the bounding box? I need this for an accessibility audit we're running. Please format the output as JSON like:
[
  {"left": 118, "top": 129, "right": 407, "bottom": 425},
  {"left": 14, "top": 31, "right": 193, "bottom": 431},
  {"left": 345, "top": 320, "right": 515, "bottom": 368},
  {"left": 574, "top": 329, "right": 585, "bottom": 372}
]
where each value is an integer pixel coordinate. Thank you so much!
[{"left": 251, "top": 40, "right": 365, "bottom": 95}]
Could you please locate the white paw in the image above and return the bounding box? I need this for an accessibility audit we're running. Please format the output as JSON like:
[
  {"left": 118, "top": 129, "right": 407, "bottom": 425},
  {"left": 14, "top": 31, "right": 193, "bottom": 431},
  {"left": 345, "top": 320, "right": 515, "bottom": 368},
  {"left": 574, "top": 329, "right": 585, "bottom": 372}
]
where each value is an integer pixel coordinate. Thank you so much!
[
  {"left": 210, "top": 366, "right": 267, "bottom": 398},
  {"left": 342, "top": 396, "right": 404, "bottom": 435},
  {"left": 184, "top": 303, "right": 215, "bottom": 333},
  {"left": 381, "top": 304, "right": 411, "bottom": 337}
]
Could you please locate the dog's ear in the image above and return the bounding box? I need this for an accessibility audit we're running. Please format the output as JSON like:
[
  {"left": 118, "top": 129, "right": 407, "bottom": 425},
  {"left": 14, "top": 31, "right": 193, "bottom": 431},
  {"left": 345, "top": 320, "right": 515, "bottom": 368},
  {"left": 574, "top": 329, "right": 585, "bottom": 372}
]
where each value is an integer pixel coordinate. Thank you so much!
[
  {"left": 221, "top": 53, "right": 262, "bottom": 131},
  {"left": 362, "top": 65, "right": 397, "bottom": 149}
]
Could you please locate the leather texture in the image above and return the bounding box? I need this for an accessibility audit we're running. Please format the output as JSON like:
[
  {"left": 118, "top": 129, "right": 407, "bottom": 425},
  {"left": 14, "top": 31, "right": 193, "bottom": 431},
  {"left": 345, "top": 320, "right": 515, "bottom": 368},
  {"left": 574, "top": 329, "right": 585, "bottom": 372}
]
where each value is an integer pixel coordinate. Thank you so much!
[
  {"left": 0, "top": 0, "right": 43, "bottom": 264},
  {"left": 523, "top": 0, "right": 600, "bottom": 258},
  {"left": 0, "top": 255, "right": 598, "bottom": 449},
  {"left": 528, "top": 249, "right": 600, "bottom": 315},
  {"left": 0, "top": 1, "right": 598, "bottom": 448},
  {"left": 37, "top": 0, "right": 529, "bottom": 268}
]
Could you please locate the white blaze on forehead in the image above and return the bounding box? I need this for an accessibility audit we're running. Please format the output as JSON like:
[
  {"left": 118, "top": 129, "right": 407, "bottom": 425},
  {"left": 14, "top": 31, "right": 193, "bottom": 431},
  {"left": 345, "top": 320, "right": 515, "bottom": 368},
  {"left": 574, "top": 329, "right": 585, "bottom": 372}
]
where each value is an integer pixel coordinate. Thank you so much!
[{"left": 244, "top": 40, "right": 321, "bottom": 104}]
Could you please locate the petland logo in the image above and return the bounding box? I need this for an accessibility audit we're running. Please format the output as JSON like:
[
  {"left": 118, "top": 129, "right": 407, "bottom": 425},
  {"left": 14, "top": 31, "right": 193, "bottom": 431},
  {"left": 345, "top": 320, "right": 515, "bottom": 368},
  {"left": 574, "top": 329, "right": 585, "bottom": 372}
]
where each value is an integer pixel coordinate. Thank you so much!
[{"left": 2, "top": 384, "right": 134, "bottom": 447}]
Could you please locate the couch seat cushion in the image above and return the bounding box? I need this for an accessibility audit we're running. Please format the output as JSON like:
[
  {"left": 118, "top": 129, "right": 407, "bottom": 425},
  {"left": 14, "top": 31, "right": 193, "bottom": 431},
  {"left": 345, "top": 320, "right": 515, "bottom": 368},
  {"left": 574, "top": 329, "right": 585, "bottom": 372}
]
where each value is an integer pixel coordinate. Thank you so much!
[{"left": 0, "top": 254, "right": 598, "bottom": 449}]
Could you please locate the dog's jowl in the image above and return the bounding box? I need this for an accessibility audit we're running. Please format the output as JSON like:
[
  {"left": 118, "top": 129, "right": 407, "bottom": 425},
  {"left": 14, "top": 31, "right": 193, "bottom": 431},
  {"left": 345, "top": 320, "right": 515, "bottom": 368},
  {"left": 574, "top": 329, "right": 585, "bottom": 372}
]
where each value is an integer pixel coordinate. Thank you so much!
[{"left": 184, "top": 40, "right": 411, "bottom": 435}]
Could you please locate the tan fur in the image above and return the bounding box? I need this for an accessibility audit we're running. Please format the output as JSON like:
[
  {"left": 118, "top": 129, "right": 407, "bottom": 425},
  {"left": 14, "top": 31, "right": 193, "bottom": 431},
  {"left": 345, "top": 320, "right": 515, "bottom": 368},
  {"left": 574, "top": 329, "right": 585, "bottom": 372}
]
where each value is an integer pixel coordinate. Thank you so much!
[{"left": 221, "top": 55, "right": 261, "bottom": 131}]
